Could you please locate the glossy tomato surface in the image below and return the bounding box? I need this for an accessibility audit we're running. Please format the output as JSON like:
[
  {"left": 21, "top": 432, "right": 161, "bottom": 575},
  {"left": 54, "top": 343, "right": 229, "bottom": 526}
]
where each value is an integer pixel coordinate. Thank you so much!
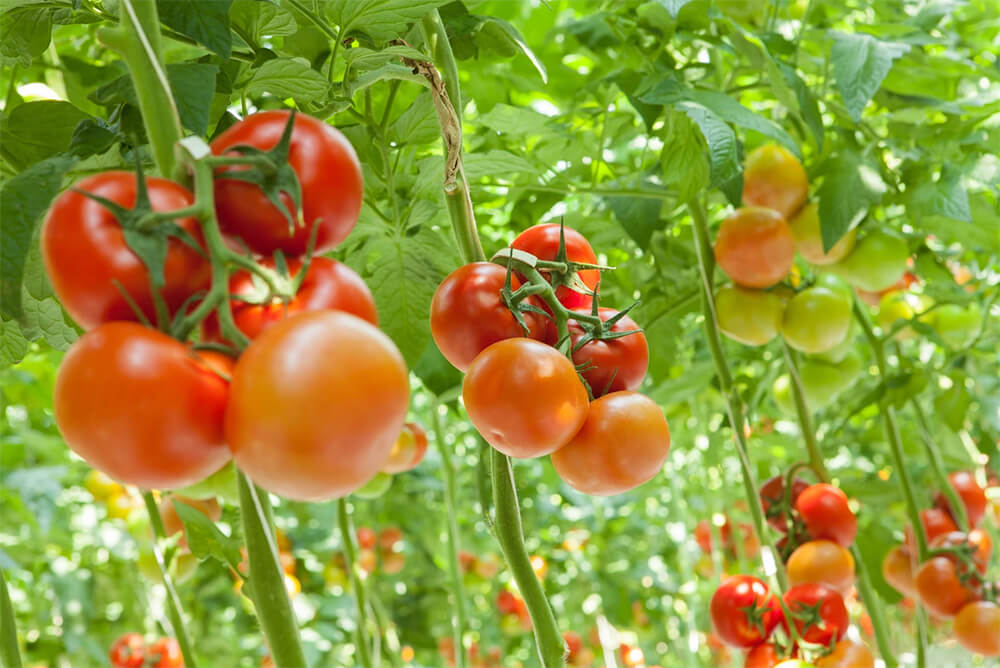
[
  {"left": 211, "top": 110, "right": 362, "bottom": 255},
  {"left": 381, "top": 422, "right": 429, "bottom": 474},
  {"left": 715, "top": 285, "right": 786, "bottom": 346},
  {"left": 936, "top": 470, "right": 988, "bottom": 527},
  {"left": 709, "top": 575, "right": 783, "bottom": 648},
  {"left": 742, "top": 144, "right": 809, "bottom": 220},
  {"left": 42, "top": 172, "right": 210, "bottom": 330},
  {"left": 225, "top": 310, "right": 409, "bottom": 500},
  {"left": 783, "top": 582, "right": 848, "bottom": 645},
  {"left": 786, "top": 539, "right": 855, "bottom": 594},
  {"left": 745, "top": 642, "right": 784, "bottom": 668},
  {"left": 54, "top": 322, "right": 230, "bottom": 489},
  {"left": 714, "top": 207, "right": 795, "bottom": 288},
  {"left": 914, "top": 556, "right": 977, "bottom": 618},
  {"left": 795, "top": 483, "right": 857, "bottom": 547},
  {"left": 953, "top": 601, "right": 1000, "bottom": 657},
  {"left": 510, "top": 223, "right": 600, "bottom": 308},
  {"left": 814, "top": 639, "right": 875, "bottom": 668},
  {"left": 881, "top": 545, "right": 917, "bottom": 598},
  {"left": 147, "top": 637, "right": 183, "bottom": 668},
  {"left": 568, "top": 308, "right": 648, "bottom": 396},
  {"left": 781, "top": 286, "right": 851, "bottom": 354}
]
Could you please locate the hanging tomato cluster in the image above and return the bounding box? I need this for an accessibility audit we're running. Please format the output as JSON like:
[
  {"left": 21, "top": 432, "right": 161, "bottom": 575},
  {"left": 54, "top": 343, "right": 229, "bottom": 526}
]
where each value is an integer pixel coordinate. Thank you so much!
[
  {"left": 42, "top": 111, "right": 417, "bottom": 503},
  {"left": 430, "top": 223, "right": 670, "bottom": 496},
  {"left": 109, "top": 633, "right": 183, "bottom": 668}
]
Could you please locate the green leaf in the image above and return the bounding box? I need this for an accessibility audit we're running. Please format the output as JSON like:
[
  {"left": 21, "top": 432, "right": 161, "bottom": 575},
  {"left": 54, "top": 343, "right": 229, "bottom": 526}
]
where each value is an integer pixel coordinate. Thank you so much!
[
  {"left": 324, "top": 0, "right": 451, "bottom": 41},
  {"left": 934, "top": 382, "right": 970, "bottom": 432},
  {"left": 229, "top": 0, "right": 297, "bottom": 42},
  {"left": 604, "top": 181, "right": 664, "bottom": 247},
  {"left": 388, "top": 91, "right": 440, "bottom": 146},
  {"left": 19, "top": 296, "right": 77, "bottom": 351},
  {"left": 675, "top": 101, "right": 742, "bottom": 197},
  {"left": 830, "top": 31, "right": 910, "bottom": 121},
  {"left": 344, "top": 45, "right": 429, "bottom": 72},
  {"left": 909, "top": 167, "right": 971, "bottom": 223},
  {"left": 0, "top": 317, "right": 30, "bottom": 368},
  {"left": 816, "top": 151, "right": 886, "bottom": 253},
  {"left": 344, "top": 62, "right": 429, "bottom": 98},
  {"left": 463, "top": 149, "right": 539, "bottom": 182},
  {"left": 660, "top": 110, "right": 709, "bottom": 203},
  {"left": 157, "top": 0, "right": 233, "bottom": 58},
  {"left": 476, "top": 103, "right": 551, "bottom": 136},
  {"left": 0, "top": 101, "right": 90, "bottom": 170},
  {"left": 779, "top": 63, "right": 824, "bottom": 150},
  {"left": 246, "top": 57, "right": 329, "bottom": 104},
  {"left": 657, "top": 0, "right": 696, "bottom": 18},
  {"left": 69, "top": 119, "right": 118, "bottom": 158},
  {"left": 0, "top": 6, "right": 51, "bottom": 67},
  {"left": 173, "top": 501, "right": 242, "bottom": 570},
  {"left": 478, "top": 17, "right": 547, "bottom": 83},
  {"left": 413, "top": 342, "right": 462, "bottom": 397}
]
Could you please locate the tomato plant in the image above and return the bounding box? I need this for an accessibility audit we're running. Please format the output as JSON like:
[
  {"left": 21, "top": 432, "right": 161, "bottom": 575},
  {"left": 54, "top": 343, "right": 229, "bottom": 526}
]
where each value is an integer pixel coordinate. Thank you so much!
[
  {"left": 509, "top": 223, "right": 600, "bottom": 309},
  {"left": 713, "top": 207, "right": 795, "bottom": 289},
  {"left": 709, "top": 575, "right": 782, "bottom": 648},
  {"left": 567, "top": 307, "right": 648, "bottom": 395},
  {"left": 783, "top": 582, "right": 849, "bottom": 645}
]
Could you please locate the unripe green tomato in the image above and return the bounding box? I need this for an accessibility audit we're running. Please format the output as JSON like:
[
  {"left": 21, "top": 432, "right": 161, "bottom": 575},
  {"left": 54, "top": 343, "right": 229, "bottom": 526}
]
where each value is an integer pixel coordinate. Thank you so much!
[
  {"left": 126, "top": 506, "right": 151, "bottom": 542},
  {"left": 772, "top": 375, "right": 795, "bottom": 415},
  {"left": 831, "top": 230, "right": 909, "bottom": 292},
  {"left": 809, "top": 318, "right": 858, "bottom": 364},
  {"left": 353, "top": 472, "right": 393, "bottom": 499},
  {"left": 813, "top": 273, "right": 854, "bottom": 301},
  {"left": 931, "top": 303, "right": 982, "bottom": 349},
  {"left": 715, "top": 285, "right": 786, "bottom": 346},
  {"left": 798, "top": 360, "right": 844, "bottom": 410},
  {"left": 323, "top": 563, "right": 348, "bottom": 588},
  {"left": 790, "top": 203, "right": 858, "bottom": 266},
  {"left": 832, "top": 349, "right": 863, "bottom": 390},
  {"left": 781, "top": 287, "right": 851, "bottom": 353},
  {"left": 173, "top": 462, "right": 239, "bottom": 504}
]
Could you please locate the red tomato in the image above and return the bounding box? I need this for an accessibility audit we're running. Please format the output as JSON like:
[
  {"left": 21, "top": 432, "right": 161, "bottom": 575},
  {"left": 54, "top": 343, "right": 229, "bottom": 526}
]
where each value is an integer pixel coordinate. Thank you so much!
[
  {"left": 563, "top": 631, "right": 583, "bottom": 660},
  {"left": 41, "top": 172, "right": 210, "bottom": 330},
  {"left": 709, "top": 575, "right": 783, "bottom": 648},
  {"left": 356, "top": 527, "right": 376, "bottom": 550},
  {"left": 567, "top": 308, "right": 648, "bottom": 396},
  {"left": 430, "top": 262, "right": 547, "bottom": 371},
  {"left": 745, "top": 642, "right": 784, "bottom": 668},
  {"left": 225, "top": 311, "right": 409, "bottom": 500},
  {"left": 759, "top": 474, "right": 809, "bottom": 532},
  {"left": 54, "top": 323, "right": 230, "bottom": 489},
  {"left": 462, "top": 338, "right": 589, "bottom": 458},
  {"left": 795, "top": 483, "right": 857, "bottom": 547},
  {"left": 914, "top": 556, "right": 977, "bottom": 618},
  {"left": 510, "top": 223, "right": 600, "bottom": 308},
  {"left": 935, "top": 471, "right": 988, "bottom": 527},
  {"left": 382, "top": 422, "right": 429, "bottom": 474},
  {"left": 203, "top": 257, "right": 376, "bottom": 341},
  {"left": 695, "top": 519, "right": 715, "bottom": 554},
  {"left": 551, "top": 391, "right": 670, "bottom": 496},
  {"left": 783, "top": 582, "right": 849, "bottom": 645},
  {"left": 742, "top": 144, "right": 809, "bottom": 220},
  {"left": 929, "top": 530, "right": 992, "bottom": 574},
  {"left": 905, "top": 508, "right": 958, "bottom": 553},
  {"left": 953, "top": 601, "right": 1000, "bottom": 657},
  {"left": 378, "top": 527, "right": 403, "bottom": 552},
  {"left": 881, "top": 545, "right": 917, "bottom": 598},
  {"left": 211, "top": 110, "right": 362, "bottom": 255},
  {"left": 147, "top": 637, "right": 184, "bottom": 668},
  {"left": 713, "top": 207, "right": 795, "bottom": 288},
  {"left": 109, "top": 633, "right": 145, "bottom": 668}
]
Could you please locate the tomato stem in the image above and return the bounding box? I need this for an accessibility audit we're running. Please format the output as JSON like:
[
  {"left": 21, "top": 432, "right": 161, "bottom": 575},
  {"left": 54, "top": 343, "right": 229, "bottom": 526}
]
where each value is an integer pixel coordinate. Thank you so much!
[
  {"left": 337, "top": 498, "right": 374, "bottom": 668},
  {"left": 0, "top": 568, "right": 23, "bottom": 668}
]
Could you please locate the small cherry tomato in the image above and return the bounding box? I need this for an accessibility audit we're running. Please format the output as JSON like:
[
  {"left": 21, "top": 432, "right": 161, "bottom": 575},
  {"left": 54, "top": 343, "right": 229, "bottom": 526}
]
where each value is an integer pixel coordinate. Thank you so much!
[
  {"left": 109, "top": 633, "right": 145, "bottom": 668},
  {"left": 742, "top": 144, "right": 809, "bottom": 220},
  {"left": 382, "top": 422, "right": 428, "bottom": 474},
  {"left": 953, "top": 601, "right": 1000, "bottom": 657},
  {"left": 714, "top": 207, "right": 795, "bottom": 289},
  {"left": 510, "top": 223, "right": 600, "bottom": 309},
  {"left": 709, "top": 575, "right": 783, "bottom": 648},
  {"left": 147, "top": 637, "right": 184, "bottom": 668},
  {"left": 881, "top": 545, "right": 917, "bottom": 598},
  {"left": 935, "top": 471, "right": 988, "bottom": 527},
  {"left": 567, "top": 308, "right": 648, "bottom": 396},
  {"left": 794, "top": 483, "right": 857, "bottom": 547},
  {"left": 914, "top": 556, "right": 977, "bottom": 619},
  {"left": 787, "top": 539, "right": 855, "bottom": 594},
  {"left": 759, "top": 474, "right": 809, "bottom": 532},
  {"left": 814, "top": 639, "right": 875, "bottom": 668},
  {"left": 783, "top": 582, "right": 849, "bottom": 646}
]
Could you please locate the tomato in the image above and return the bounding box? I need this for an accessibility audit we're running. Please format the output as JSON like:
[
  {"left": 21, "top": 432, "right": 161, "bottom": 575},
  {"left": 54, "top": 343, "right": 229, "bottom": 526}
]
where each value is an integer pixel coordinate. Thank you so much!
[
  {"left": 109, "top": 633, "right": 145, "bottom": 668},
  {"left": 787, "top": 539, "right": 855, "bottom": 594},
  {"left": 929, "top": 530, "right": 991, "bottom": 574},
  {"left": 953, "top": 601, "right": 1000, "bottom": 657},
  {"left": 225, "top": 310, "right": 409, "bottom": 500},
  {"left": 462, "top": 338, "right": 589, "bottom": 458},
  {"left": 159, "top": 495, "right": 221, "bottom": 546},
  {"left": 796, "top": 358, "right": 850, "bottom": 411},
  {"left": 709, "top": 575, "right": 783, "bottom": 648},
  {"left": 935, "top": 470, "right": 988, "bottom": 527},
  {"left": 382, "top": 422, "right": 429, "bottom": 474},
  {"left": 430, "top": 262, "right": 547, "bottom": 371},
  {"left": 929, "top": 303, "right": 982, "bottom": 349},
  {"left": 353, "top": 471, "right": 393, "bottom": 499},
  {"left": 914, "top": 556, "right": 977, "bottom": 618},
  {"left": 551, "top": 391, "right": 670, "bottom": 496},
  {"left": 203, "top": 257, "right": 377, "bottom": 342},
  {"left": 356, "top": 527, "right": 376, "bottom": 550},
  {"left": 84, "top": 469, "right": 125, "bottom": 501},
  {"left": 832, "top": 230, "right": 908, "bottom": 292},
  {"left": 211, "top": 110, "right": 362, "bottom": 255},
  {"left": 714, "top": 207, "right": 795, "bottom": 288},
  {"left": 781, "top": 286, "right": 851, "bottom": 353},
  {"left": 783, "top": 582, "right": 849, "bottom": 645},
  {"left": 41, "top": 172, "right": 210, "bottom": 331},
  {"left": 905, "top": 508, "right": 958, "bottom": 553},
  {"left": 564, "top": 631, "right": 583, "bottom": 660},
  {"left": 568, "top": 308, "right": 648, "bottom": 396},
  {"left": 147, "top": 637, "right": 184, "bottom": 668},
  {"left": 381, "top": 551, "right": 406, "bottom": 574},
  {"left": 378, "top": 527, "right": 403, "bottom": 552},
  {"left": 715, "top": 285, "right": 786, "bottom": 346},
  {"left": 814, "top": 639, "right": 875, "bottom": 668},
  {"left": 881, "top": 545, "right": 917, "bottom": 598},
  {"left": 745, "top": 642, "right": 784, "bottom": 668},
  {"left": 742, "top": 144, "right": 809, "bottom": 220},
  {"left": 875, "top": 291, "right": 923, "bottom": 340},
  {"left": 759, "top": 474, "right": 809, "bottom": 531},
  {"left": 789, "top": 203, "right": 857, "bottom": 266},
  {"left": 795, "top": 483, "right": 857, "bottom": 547},
  {"left": 854, "top": 270, "right": 918, "bottom": 306},
  {"left": 695, "top": 519, "right": 715, "bottom": 553},
  {"left": 54, "top": 323, "right": 230, "bottom": 489},
  {"left": 510, "top": 223, "right": 600, "bottom": 309}
]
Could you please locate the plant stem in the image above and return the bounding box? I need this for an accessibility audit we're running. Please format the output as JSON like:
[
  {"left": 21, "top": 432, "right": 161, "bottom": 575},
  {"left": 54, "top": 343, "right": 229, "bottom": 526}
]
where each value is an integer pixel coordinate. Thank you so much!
[
  {"left": 421, "top": 10, "right": 463, "bottom": 124},
  {"left": 141, "top": 492, "right": 199, "bottom": 668},
  {"left": 687, "top": 199, "right": 788, "bottom": 591},
  {"left": 337, "top": 499, "right": 373, "bottom": 668},
  {"left": 237, "top": 473, "right": 307, "bottom": 668},
  {"left": 910, "top": 396, "right": 968, "bottom": 531},
  {"left": 0, "top": 568, "right": 23, "bottom": 668}
]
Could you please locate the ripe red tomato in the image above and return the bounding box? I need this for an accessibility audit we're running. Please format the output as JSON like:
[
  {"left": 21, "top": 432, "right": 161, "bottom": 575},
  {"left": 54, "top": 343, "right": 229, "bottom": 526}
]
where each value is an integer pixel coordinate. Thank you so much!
[
  {"left": 54, "top": 323, "right": 230, "bottom": 489},
  {"left": 211, "top": 110, "right": 362, "bottom": 255},
  {"left": 794, "top": 483, "right": 857, "bottom": 547},
  {"left": 41, "top": 172, "right": 210, "bottom": 331},
  {"left": 814, "top": 639, "right": 875, "bottom": 668},
  {"left": 742, "top": 144, "right": 809, "bottom": 220},
  {"left": 713, "top": 207, "right": 795, "bottom": 289},
  {"left": 905, "top": 508, "right": 958, "bottom": 553},
  {"left": 147, "top": 637, "right": 184, "bottom": 668},
  {"left": 563, "top": 631, "right": 583, "bottom": 660},
  {"left": 953, "top": 601, "right": 1000, "bottom": 657},
  {"left": 744, "top": 642, "right": 784, "bottom": 668},
  {"left": 914, "top": 556, "right": 977, "bottom": 618},
  {"left": 935, "top": 471, "right": 988, "bottom": 527},
  {"left": 510, "top": 223, "right": 600, "bottom": 309},
  {"left": 356, "top": 527, "right": 376, "bottom": 550},
  {"left": 568, "top": 308, "right": 648, "bottom": 396},
  {"left": 759, "top": 474, "right": 809, "bottom": 532},
  {"left": 225, "top": 310, "right": 409, "bottom": 500},
  {"left": 929, "top": 530, "right": 992, "bottom": 574},
  {"left": 881, "top": 545, "right": 917, "bottom": 598},
  {"left": 787, "top": 539, "right": 855, "bottom": 594},
  {"left": 381, "top": 422, "right": 429, "bottom": 474},
  {"left": 462, "top": 338, "right": 589, "bottom": 458},
  {"left": 203, "top": 257, "right": 376, "bottom": 342},
  {"left": 430, "top": 262, "right": 547, "bottom": 371},
  {"left": 551, "top": 391, "right": 670, "bottom": 496},
  {"left": 709, "top": 575, "right": 783, "bottom": 648},
  {"left": 109, "top": 633, "right": 145, "bottom": 668},
  {"left": 783, "top": 582, "right": 849, "bottom": 645}
]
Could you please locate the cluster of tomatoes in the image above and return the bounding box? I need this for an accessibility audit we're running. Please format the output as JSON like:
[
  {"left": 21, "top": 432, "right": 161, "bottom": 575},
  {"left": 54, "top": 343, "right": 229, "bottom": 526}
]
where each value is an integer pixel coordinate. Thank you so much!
[
  {"left": 43, "top": 110, "right": 417, "bottom": 503},
  {"left": 881, "top": 471, "right": 999, "bottom": 657},
  {"left": 109, "top": 633, "right": 182, "bottom": 668},
  {"left": 323, "top": 526, "right": 407, "bottom": 588},
  {"left": 710, "top": 475, "right": 875, "bottom": 667},
  {"left": 430, "top": 223, "right": 670, "bottom": 496},
  {"left": 437, "top": 637, "right": 503, "bottom": 668},
  {"left": 694, "top": 506, "right": 761, "bottom": 570}
]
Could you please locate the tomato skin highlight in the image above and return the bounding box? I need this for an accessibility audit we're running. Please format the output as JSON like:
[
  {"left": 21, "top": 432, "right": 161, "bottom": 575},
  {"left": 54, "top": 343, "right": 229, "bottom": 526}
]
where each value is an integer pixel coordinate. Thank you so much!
[
  {"left": 709, "top": 575, "right": 783, "bottom": 648},
  {"left": 54, "top": 322, "right": 230, "bottom": 489},
  {"left": 41, "top": 172, "right": 211, "bottom": 331},
  {"left": 783, "top": 582, "right": 849, "bottom": 645},
  {"left": 742, "top": 144, "right": 809, "bottom": 220},
  {"left": 714, "top": 207, "right": 795, "bottom": 289},
  {"left": 147, "top": 637, "right": 184, "bottom": 668},
  {"left": 211, "top": 110, "right": 362, "bottom": 256},
  {"left": 430, "top": 262, "right": 547, "bottom": 372},
  {"left": 510, "top": 223, "right": 600, "bottom": 309},
  {"left": 568, "top": 308, "right": 648, "bottom": 396},
  {"left": 225, "top": 310, "right": 409, "bottom": 500},
  {"left": 551, "top": 391, "right": 670, "bottom": 496},
  {"left": 795, "top": 483, "right": 857, "bottom": 547},
  {"left": 787, "top": 539, "right": 855, "bottom": 594},
  {"left": 953, "top": 601, "right": 1000, "bottom": 657},
  {"left": 463, "top": 338, "right": 589, "bottom": 458},
  {"left": 914, "top": 556, "right": 977, "bottom": 618}
]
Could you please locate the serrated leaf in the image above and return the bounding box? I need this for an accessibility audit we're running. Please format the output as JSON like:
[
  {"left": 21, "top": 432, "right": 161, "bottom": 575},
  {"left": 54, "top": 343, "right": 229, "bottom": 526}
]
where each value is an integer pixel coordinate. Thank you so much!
[
  {"left": 0, "top": 100, "right": 90, "bottom": 170},
  {"left": 0, "top": 6, "right": 51, "bottom": 67},
  {"left": 247, "top": 57, "right": 329, "bottom": 104},
  {"left": 344, "top": 62, "right": 429, "bottom": 98},
  {"left": 388, "top": 91, "right": 440, "bottom": 146},
  {"left": 0, "top": 317, "right": 30, "bottom": 367},
  {"left": 324, "top": 0, "right": 451, "bottom": 41},
  {"left": 830, "top": 31, "right": 910, "bottom": 121},
  {"left": 660, "top": 110, "right": 709, "bottom": 203},
  {"left": 69, "top": 119, "right": 118, "bottom": 157},
  {"left": 817, "top": 151, "right": 886, "bottom": 253},
  {"left": 909, "top": 168, "right": 971, "bottom": 223},
  {"left": 476, "top": 103, "right": 551, "bottom": 136},
  {"left": 779, "top": 63, "right": 824, "bottom": 150},
  {"left": 20, "top": 296, "right": 77, "bottom": 351},
  {"left": 173, "top": 501, "right": 242, "bottom": 570},
  {"left": 157, "top": 0, "right": 233, "bottom": 58},
  {"left": 463, "top": 149, "right": 539, "bottom": 182},
  {"left": 230, "top": 0, "right": 297, "bottom": 42},
  {"left": 604, "top": 181, "right": 664, "bottom": 247},
  {"left": 675, "top": 101, "right": 742, "bottom": 194}
]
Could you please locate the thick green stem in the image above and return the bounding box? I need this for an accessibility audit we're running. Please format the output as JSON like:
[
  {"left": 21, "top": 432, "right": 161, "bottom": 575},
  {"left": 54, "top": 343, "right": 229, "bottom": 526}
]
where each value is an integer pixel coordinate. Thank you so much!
[
  {"left": 0, "top": 569, "right": 22, "bottom": 668},
  {"left": 910, "top": 396, "right": 968, "bottom": 531},
  {"left": 141, "top": 492, "right": 199, "bottom": 668},
  {"left": 337, "top": 499, "right": 373, "bottom": 668},
  {"left": 421, "top": 10, "right": 463, "bottom": 124},
  {"left": 238, "top": 473, "right": 307, "bottom": 668},
  {"left": 688, "top": 200, "right": 788, "bottom": 591}
]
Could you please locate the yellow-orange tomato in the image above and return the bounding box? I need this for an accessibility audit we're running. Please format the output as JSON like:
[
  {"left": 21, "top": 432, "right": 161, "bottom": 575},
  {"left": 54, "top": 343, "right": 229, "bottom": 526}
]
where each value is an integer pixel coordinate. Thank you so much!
[
  {"left": 814, "top": 639, "right": 875, "bottom": 668},
  {"left": 953, "top": 601, "right": 1000, "bottom": 657},
  {"left": 789, "top": 202, "right": 857, "bottom": 265},
  {"left": 551, "top": 391, "right": 670, "bottom": 496},
  {"left": 787, "top": 539, "right": 855, "bottom": 594},
  {"left": 742, "top": 144, "right": 809, "bottom": 220},
  {"left": 914, "top": 556, "right": 977, "bottom": 619},
  {"left": 462, "top": 338, "right": 589, "bottom": 458},
  {"left": 881, "top": 545, "right": 917, "bottom": 598},
  {"left": 714, "top": 207, "right": 795, "bottom": 288},
  {"left": 381, "top": 422, "right": 428, "bottom": 474}
]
